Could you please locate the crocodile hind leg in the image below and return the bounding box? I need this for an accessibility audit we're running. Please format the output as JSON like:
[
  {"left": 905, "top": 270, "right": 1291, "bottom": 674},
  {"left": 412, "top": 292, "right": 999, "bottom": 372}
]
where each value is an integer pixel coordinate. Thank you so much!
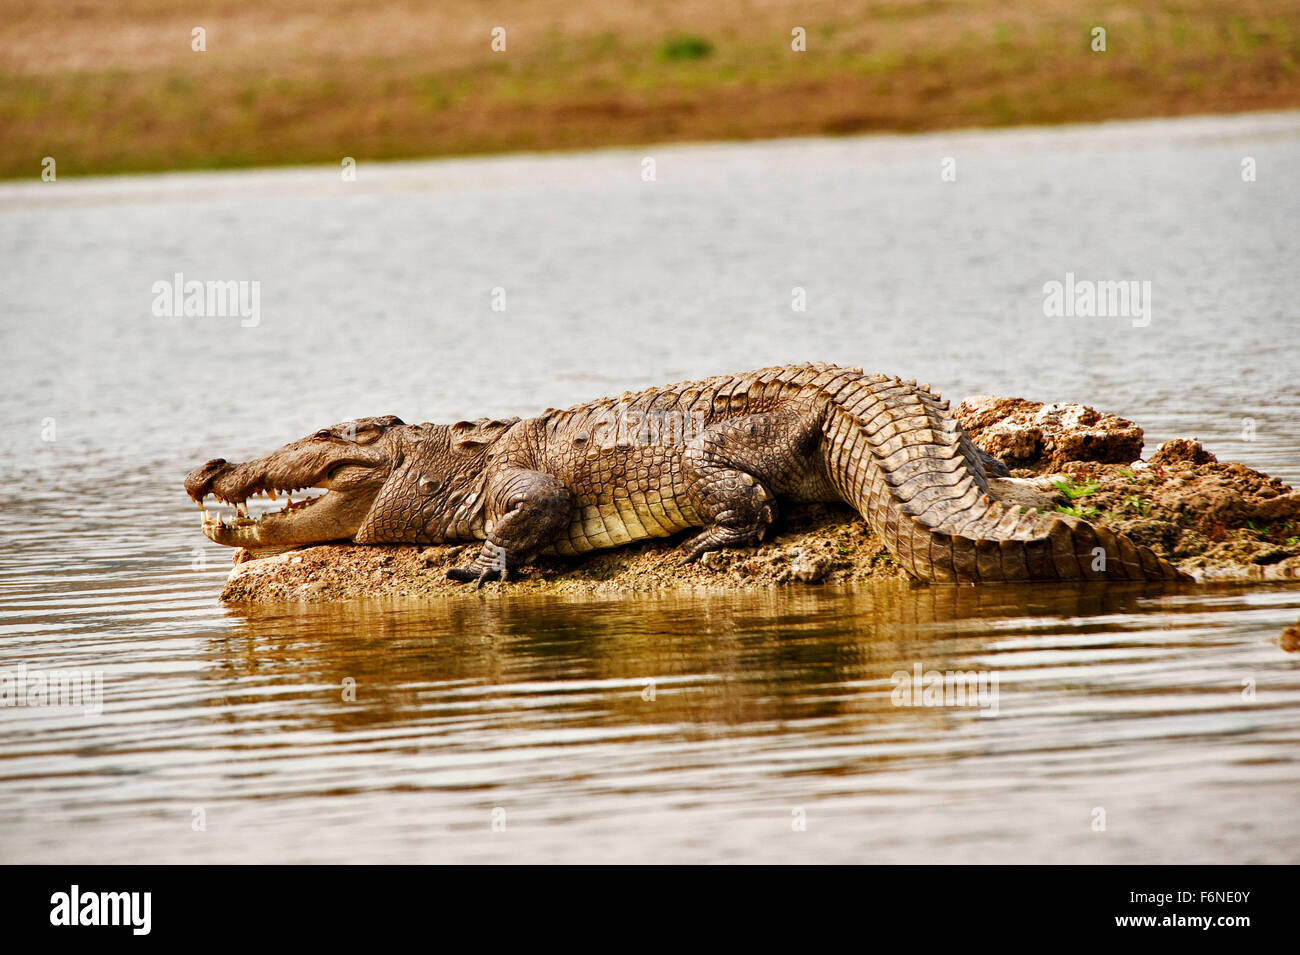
[
  {"left": 677, "top": 408, "right": 826, "bottom": 564},
  {"left": 447, "top": 469, "right": 574, "bottom": 586},
  {"left": 678, "top": 467, "right": 779, "bottom": 563}
]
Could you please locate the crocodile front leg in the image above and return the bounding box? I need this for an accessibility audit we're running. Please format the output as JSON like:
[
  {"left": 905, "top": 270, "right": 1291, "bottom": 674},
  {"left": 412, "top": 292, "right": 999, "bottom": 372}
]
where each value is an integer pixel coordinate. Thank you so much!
[{"left": 446, "top": 469, "right": 575, "bottom": 586}]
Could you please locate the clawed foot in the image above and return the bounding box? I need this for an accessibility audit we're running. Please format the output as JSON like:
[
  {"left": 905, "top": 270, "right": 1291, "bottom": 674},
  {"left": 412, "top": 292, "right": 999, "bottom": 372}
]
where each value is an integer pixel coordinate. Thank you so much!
[
  {"left": 446, "top": 541, "right": 511, "bottom": 588},
  {"left": 677, "top": 523, "right": 768, "bottom": 566},
  {"left": 446, "top": 565, "right": 508, "bottom": 588}
]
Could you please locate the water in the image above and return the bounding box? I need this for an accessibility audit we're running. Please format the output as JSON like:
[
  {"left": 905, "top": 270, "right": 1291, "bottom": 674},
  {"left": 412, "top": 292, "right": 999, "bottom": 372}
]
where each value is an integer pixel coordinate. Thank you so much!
[{"left": 2, "top": 112, "right": 1298, "bottom": 863}]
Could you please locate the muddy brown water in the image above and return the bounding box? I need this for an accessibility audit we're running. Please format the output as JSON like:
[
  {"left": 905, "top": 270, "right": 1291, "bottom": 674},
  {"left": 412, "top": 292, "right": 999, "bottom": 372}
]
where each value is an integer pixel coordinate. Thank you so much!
[{"left": 1, "top": 113, "right": 1298, "bottom": 862}]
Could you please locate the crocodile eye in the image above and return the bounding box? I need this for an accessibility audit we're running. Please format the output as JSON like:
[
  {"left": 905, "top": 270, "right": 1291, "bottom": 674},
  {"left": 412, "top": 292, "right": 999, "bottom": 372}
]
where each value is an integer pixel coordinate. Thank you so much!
[{"left": 313, "top": 429, "right": 331, "bottom": 441}]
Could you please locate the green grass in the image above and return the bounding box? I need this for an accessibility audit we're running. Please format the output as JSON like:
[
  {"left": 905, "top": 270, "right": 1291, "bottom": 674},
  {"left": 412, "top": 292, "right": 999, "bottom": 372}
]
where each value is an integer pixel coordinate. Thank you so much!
[
  {"left": 1056, "top": 504, "right": 1102, "bottom": 521},
  {"left": 1052, "top": 478, "right": 1101, "bottom": 501},
  {"left": 657, "top": 36, "right": 714, "bottom": 62},
  {"left": 1122, "top": 495, "right": 1153, "bottom": 517}
]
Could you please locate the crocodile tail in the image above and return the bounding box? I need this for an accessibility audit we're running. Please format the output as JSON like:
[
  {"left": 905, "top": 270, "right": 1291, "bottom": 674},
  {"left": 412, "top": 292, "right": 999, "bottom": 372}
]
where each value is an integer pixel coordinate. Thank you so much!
[{"left": 816, "top": 370, "right": 1190, "bottom": 584}]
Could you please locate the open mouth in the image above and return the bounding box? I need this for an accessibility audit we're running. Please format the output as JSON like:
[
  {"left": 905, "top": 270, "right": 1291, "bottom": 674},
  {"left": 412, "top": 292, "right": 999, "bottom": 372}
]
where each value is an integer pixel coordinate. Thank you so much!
[
  {"left": 185, "top": 447, "right": 387, "bottom": 548},
  {"left": 194, "top": 485, "right": 329, "bottom": 531}
]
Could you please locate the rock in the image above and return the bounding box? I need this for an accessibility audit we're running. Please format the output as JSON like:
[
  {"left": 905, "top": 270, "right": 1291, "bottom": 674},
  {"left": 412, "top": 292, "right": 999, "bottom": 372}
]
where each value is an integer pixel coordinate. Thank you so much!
[
  {"left": 956, "top": 396, "right": 1144, "bottom": 473},
  {"left": 1113, "top": 517, "right": 1184, "bottom": 553},
  {"left": 1149, "top": 439, "right": 1218, "bottom": 467},
  {"left": 790, "top": 552, "right": 832, "bottom": 583},
  {"left": 1282, "top": 622, "right": 1300, "bottom": 653}
]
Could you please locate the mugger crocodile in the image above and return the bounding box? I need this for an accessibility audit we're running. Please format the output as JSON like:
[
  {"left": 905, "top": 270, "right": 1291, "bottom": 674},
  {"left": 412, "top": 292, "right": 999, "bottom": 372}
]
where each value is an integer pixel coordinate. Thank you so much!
[{"left": 183, "top": 363, "right": 1190, "bottom": 585}]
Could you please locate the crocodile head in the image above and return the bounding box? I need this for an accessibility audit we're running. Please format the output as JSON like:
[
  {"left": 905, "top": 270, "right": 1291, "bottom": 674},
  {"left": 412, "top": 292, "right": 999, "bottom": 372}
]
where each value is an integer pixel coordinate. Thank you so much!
[{"left": 184, "top": 415, "right": 408, "bottom": 549}]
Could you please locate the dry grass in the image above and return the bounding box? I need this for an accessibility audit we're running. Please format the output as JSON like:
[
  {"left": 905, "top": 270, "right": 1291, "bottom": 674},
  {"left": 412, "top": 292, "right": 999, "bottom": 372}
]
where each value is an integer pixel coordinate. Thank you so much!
[{"left": 3, "top": 0, "right": 1298, "bottom": 178}]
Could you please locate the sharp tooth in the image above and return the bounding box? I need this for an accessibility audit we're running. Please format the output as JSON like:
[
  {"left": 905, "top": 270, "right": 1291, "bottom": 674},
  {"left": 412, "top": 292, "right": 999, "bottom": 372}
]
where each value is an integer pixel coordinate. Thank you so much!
[{"left": 267, "top": 488, "right": 277, "bottom": 501}]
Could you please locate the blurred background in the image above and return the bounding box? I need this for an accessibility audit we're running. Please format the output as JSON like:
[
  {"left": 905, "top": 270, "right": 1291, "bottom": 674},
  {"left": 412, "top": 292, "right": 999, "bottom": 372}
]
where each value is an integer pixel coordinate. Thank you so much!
[{"left": 3, "top": 0, "right": 1299, "bottom": 178}]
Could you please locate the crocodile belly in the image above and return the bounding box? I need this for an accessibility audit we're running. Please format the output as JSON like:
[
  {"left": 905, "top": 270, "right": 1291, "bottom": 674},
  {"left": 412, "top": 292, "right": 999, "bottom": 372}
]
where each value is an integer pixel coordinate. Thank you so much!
[{"left": 550, "top": 492, "right": 700, "bottom": 556}]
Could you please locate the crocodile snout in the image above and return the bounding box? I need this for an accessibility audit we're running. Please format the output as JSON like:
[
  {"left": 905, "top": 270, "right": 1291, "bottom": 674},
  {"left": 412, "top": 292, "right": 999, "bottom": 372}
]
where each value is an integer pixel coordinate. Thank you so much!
[{"left": 184, "top": 458, "right": 230, "bottom": 501}]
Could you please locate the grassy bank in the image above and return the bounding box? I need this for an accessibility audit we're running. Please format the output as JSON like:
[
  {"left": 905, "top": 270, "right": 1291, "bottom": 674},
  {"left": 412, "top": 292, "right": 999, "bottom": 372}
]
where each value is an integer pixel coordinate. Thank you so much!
[{"left": 3, "top": 0, "right": 1299, "bottom": 179}]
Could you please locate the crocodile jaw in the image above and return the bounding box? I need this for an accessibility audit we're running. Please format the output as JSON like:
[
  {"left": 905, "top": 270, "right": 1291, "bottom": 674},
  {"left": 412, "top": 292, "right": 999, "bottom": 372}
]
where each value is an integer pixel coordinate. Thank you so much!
[
  {"left": 198, "top": 486, "right": 374, "bottom": 548},
  {"left": 184, "top": 415, "right": 405, "bottom": 548}
]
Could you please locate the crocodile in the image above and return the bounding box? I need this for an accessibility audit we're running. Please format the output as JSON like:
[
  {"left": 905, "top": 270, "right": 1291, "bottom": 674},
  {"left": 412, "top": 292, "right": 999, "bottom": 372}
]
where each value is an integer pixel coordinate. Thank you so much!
[{"left": 183, "top": 363, "right": 1190, "bottom": 585}]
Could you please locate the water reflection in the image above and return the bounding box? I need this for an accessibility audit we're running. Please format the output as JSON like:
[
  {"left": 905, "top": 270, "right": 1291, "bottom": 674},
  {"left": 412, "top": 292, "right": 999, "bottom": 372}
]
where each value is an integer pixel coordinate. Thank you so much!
[{"left": 206, "top": 581, "right": 1262, "bottom": 735}]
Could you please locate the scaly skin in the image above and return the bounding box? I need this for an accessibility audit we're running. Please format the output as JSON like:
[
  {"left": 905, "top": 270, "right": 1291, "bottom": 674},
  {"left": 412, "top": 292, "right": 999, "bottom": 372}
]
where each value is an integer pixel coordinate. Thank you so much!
[{"left": 183, "top": 364, "right": 1191, "bottom": 585}]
